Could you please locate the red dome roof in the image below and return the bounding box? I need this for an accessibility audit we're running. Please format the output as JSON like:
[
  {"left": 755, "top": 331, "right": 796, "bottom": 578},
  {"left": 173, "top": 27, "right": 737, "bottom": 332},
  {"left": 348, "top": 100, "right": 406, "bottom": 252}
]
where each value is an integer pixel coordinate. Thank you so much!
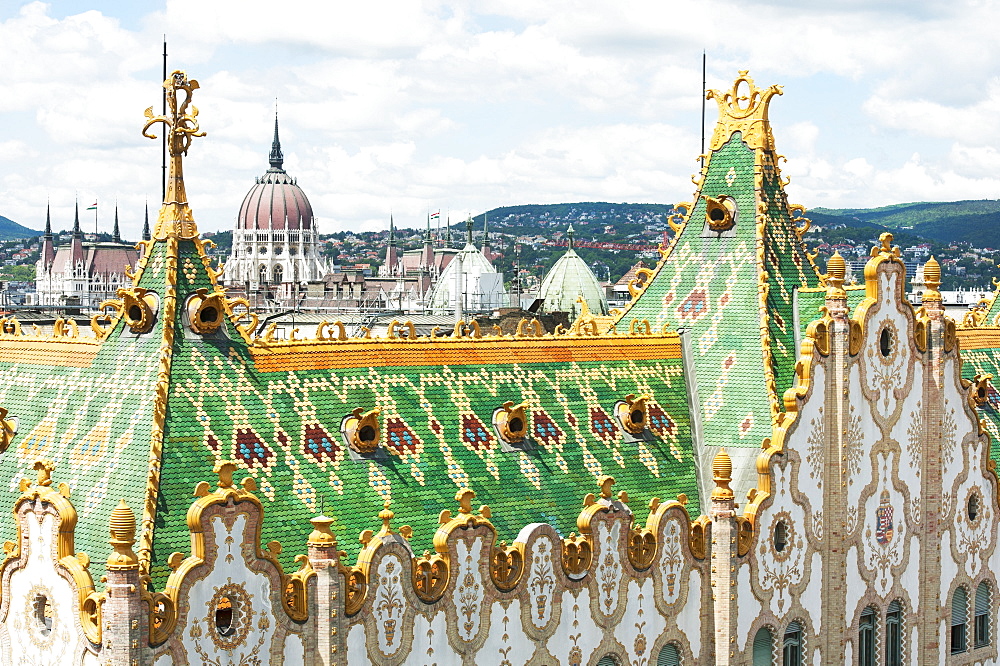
[
  {"left": 237, "top": 114, "right": 314, "bottom": 231},
  {"left": 237, "top": 169, "right": 314, "bottom": 231}
]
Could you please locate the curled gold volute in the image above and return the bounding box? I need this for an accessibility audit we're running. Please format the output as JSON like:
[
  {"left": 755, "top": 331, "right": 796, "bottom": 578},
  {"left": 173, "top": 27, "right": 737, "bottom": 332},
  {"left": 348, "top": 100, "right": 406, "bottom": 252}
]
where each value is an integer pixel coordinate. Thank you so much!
[
  {"left": 626, "top": 527, "right": 656, "bottom": 570},
  {"left": 704, "top": 195, "right": 737, "bottom": 232},
  {"left": 344, "top": 407, "right": 381, "bottom": 454},
  {"left": 616, "top": 394, "right": 649, "bottom": 435},
  {"left": 561, "top": 533, "right": 593, "bottom": 576},
  {"left": 117, "top": 287, "right": 158, "bottom": 334},
  {"left": 490, "top": 541, "right": 525, "bottom": 592},
  {"left": 494, "top": 401, "right": 528, "bottom": 444},
  {"left": 186, "top": 288, "right": 226, "bottom": 335},
  {"left": 0, "top": 407, "right": 16, "bottom": 454}
]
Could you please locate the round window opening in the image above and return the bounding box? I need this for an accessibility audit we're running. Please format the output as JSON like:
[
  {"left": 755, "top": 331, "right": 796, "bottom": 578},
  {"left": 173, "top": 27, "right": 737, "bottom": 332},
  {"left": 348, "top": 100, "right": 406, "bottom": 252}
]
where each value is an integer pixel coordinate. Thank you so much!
[
  {"left": 214, "top": 595, "right": 235, "bottom": 637},
  {"left": 969, "top": 494, "right": 980, "bottom": 522},
  {"left": 774, "top": 520, "right": 788, "bottom": 552},
  {"left": 630, "top": 409, "right": 644, "bottom": 425},
  {"left": 358, "top": 425, "right": 377, "bottom": 443},
  {"left": 199, "top": 306, "right": 219, "bottom": 324},
  {"left": 879, "top": 327, "right": 893, "bottom": 358},
  {"left": 127, "top": 304, "right": 143, "bottom": 322},
  {"left": 33, "top": 594, "right": 52, "bottom": 635},
  {"left": 709, "top": 207, "right": 727, "bottom": 222},
  {"left": 508, "top": 417, "right": 524, "bottom": 433}
]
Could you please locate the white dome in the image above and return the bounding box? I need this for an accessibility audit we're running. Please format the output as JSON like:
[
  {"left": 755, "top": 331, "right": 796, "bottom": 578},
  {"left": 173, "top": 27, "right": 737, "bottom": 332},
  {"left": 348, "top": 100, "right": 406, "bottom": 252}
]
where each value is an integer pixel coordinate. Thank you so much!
[
  {"left": 431, "top": 242, "right": 506, "bottom": 314},
  {"left": 538, "top": 229, "right": 608, "bottom": 318}
]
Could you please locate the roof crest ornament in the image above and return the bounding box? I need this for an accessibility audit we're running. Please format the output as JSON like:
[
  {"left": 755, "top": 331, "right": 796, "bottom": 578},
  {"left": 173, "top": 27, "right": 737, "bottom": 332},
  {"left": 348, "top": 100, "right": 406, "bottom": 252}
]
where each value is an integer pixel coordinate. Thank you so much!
[
  {"left": 706, "top": 71, "right": 782, "bottom": 152},
  {"left": 269, "top": 110, "right": 284, "bottom": 171},
  {"left": 142, "top": 70, "right": 205, "bottom": 240}
]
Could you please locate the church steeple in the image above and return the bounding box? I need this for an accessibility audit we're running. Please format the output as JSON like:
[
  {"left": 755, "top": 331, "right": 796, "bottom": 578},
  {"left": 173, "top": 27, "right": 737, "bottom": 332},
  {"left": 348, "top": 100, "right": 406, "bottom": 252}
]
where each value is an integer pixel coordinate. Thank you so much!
[
  {"left": 72, "top": 199, "right": 81, "bottom": 238},
  {"left": 44, "top": 201, "right": 51, "bottom": 238},
  {"left": 269, "top": 112, "right": 284, "bottom": 171},
  {"left": 142, "top": 202, "right": 151, "bottom": 241},
  {"left": 113, "top": 204, "right": 121, "bottom": 244}
]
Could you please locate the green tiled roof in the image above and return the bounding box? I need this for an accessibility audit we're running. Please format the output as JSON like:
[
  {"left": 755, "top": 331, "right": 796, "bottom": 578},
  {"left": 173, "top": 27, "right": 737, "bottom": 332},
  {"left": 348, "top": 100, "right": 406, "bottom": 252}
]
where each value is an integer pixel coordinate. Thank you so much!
[
  {"left": 0, "top": 221, "right": 701, "bottom": 589},
  {"left": 959, "top": 342, "right": 1000, "bottom": 464},
  {"left": 610, "top": 81, "right": 821, "bottom": 502}
]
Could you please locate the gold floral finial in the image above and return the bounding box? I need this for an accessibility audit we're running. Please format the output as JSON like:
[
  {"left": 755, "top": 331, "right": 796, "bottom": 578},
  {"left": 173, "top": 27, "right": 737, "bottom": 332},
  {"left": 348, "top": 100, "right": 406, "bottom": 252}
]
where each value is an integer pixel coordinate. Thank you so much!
[
  {"left": 711, "top": 449, "right": 734, "bottom": 501},
  {"left": 107, "top": 500, "right": 139, "bottom": 570},
  {"left": 706, "top": 71, "right": 783, "bottom": 151},
  {"left": 922, "top": 256, "right": 942, "bottom": 303},
  {"left": 142, "top": 70, "right": 205, "bottom": 240},
  {"left": 34, "top": 459, "right": 55, "bottom": 487}
]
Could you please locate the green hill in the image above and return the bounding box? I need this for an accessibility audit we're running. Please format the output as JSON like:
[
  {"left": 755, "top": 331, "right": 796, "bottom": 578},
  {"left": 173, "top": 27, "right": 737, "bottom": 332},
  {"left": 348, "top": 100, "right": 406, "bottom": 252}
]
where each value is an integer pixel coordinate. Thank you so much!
[
  {"left": 0, "top": 215, "right": 40, "bottom": 241},
  {"left": 812, "top": 200, "right": 1000, "bottom": 248}
]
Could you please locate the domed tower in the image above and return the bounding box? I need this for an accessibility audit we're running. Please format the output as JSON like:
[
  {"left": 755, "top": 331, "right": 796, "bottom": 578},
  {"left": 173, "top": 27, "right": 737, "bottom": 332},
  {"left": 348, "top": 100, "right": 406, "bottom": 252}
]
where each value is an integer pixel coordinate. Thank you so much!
[
  {"left": 224, "top": 114, "right": 327, "bottom": 291},
  {"left": 537, "top": 225, "right": 608, "bottom": 319}
]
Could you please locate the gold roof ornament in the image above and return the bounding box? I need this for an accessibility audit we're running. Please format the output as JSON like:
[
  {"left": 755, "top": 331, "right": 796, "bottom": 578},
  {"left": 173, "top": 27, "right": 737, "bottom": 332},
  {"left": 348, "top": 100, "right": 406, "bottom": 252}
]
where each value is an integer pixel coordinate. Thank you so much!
[
  {"left": 922, "top": 256, "right": 942, "bottom": 303},
  {"left": 307, "top": 515, "right": 338, "bottom": 547},
  {"left": 106, "top": 500, "right": 139, "bottom": 570},
  {"left": 142, "top": 70, "right": 206, "bottom": 240},
  {"left": 706, "top": 71, "right": 782, "bottom": 151},
  {"left": 710, "top": 449, "right": 734, "bottom": 501},
  {"left": 825, "top": 251, "right": 847, "bottom": 300}
]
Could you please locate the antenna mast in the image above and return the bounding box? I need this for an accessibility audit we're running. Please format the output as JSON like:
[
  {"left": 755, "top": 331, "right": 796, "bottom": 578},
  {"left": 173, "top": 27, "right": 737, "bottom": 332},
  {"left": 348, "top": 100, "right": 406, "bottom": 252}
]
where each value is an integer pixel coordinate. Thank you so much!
[
  {"left": 161, "top": 37, "right": 168, "bottom": 202},
  {"left": 700, "top": 49, "right": 707, "bottom": 169}
]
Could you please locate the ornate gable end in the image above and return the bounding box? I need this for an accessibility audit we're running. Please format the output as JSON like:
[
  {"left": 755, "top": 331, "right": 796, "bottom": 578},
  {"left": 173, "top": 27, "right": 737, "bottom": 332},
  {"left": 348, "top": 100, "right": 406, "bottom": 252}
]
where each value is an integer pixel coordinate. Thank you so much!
[
  {"left": 154, "top": 462, "right": 307, "bottom": 665},
  {"left": 740, "top": 235, "right": 999, "bottom": 663},
  {"left": 609, "top": 72, "right": 821, "bottom": 504},
  {"left": 0, "top": 460, "right": 100, "bottom": 663}
]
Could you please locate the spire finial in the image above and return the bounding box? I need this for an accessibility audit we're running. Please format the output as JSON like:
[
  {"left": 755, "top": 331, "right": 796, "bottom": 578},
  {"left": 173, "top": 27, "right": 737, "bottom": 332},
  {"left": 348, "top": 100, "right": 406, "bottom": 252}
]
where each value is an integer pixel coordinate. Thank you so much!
[
  {"left": 44, "top": 201, "right": 51, "bottom": 237},
  {"left": 446, "top": 215, "right": 452, "bottom": 246},
  {"left": 73, "top": 199, "right": 81, "bottom": 237},
  {"left": 922, "top": 256, "right": 942, "bottom": 303},
  {"left": 466, "top": 215, "right": 474, "bottom": 246},
  {"left": 711, "top": 448, "right": 734, "bottom": 501},
  {"left": 567, "top": 224, "right": 575, "bottom": 250},
  {"left": 142, "top": 201, "right": 151, "bottom": 241},
  {"left": 483, "top": 211, "right": 489, "bottom": 243},
  {"left": 113, "top": 203, "right": 121, "bottom": 244},
  {"left": 825, "top": 251, "right": 846, "bottom": 299},
  {"left": 389, "top": 214, "right": 395, "bottom": 243},
  {"left": 269, "top": 109, "right": 284, "bottom": 170},
  {"left": 107, "top": 500, "right": 139, "bottom": 570},
  {"left": 141, "top": 70, "right": 206, "bottom": 239},
  {"left": 426, "top": 212, "right": 431, "bottom": 241}
]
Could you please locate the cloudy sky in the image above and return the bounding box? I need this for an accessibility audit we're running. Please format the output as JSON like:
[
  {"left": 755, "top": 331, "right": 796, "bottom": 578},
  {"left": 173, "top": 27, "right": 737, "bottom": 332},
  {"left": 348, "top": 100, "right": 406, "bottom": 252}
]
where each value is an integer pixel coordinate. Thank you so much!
[{"left": 0, "top": 1, "right": 998, "bottom": 239}]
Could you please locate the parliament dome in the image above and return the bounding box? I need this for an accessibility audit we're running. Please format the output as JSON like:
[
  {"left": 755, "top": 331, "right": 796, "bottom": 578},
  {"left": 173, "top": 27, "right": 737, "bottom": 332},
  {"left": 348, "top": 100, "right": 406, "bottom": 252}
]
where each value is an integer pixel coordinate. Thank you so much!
[{"left": 237, "top": 116, "right": 314, "bottom": 231}]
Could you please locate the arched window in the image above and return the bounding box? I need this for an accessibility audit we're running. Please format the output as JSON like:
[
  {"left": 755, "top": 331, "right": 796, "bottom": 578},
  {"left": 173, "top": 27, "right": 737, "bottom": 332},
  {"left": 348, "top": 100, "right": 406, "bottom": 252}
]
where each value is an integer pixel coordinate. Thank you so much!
[
  {"left": 885, "top": 600, "right": 903, "bottom": 666},
  {"left": 782, "top": 621, "right": 802, "bottom": 666},
  {"left": 273, "top": 264, "right": 284, "bottom": 283},
  {"left": 753, "top": 626, "right": 773, "bottom": 666},
  {"left": 259, "top": 264, "right": 268, "bottom": 284},
  {"left": 596, "top": 657, "right": 618, "bottom": 666},
  {"left": 976, "top": 582, "right": 991, "bottom": 648},
  {"left": 657, "top": 643, "right": 680, "bottom": 666},
  {"left": 952, "top": 587, "right": 969, "bottom": 654},
  {"left": 859, "top": 607, "right": 877, "bottom": 666}
]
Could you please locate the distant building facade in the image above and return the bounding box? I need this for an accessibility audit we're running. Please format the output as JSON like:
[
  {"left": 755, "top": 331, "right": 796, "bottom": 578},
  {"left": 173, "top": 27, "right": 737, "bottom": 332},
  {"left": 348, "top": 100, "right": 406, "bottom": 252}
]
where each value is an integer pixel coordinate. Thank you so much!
[{"left": 31, "top": 204, "right": 138, "bottom": 309}]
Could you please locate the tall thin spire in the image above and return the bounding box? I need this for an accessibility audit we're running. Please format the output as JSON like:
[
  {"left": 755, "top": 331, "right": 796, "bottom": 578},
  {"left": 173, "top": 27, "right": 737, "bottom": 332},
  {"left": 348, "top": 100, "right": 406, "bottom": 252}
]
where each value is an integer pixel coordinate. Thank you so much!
[
  {"left": 567, "top": 224, "right": 575, "bottom": 250},
  {"left": 44, "top": 201, "right": 51, "bottom": 237},
  {"left": 482, "top": 211, "right": 489, "bottom": 244},
  {"left": 142, "top": 202, "right": 151, "bottom": 241},
  {"left": 389, "top": 214, "right": 395, "bottom": 243},
  {"left": 426, "top": 213, "right": 431, "bottom": 241},
  {"left": 446, "top": 216, "right": 452, "bottom": 247},
  {"left": 269, "top": 111, "right": 284, "bottom": 171},
  {"left": 465, "top": 215, "right": 474, "bottom": 246},
  {"left": 73, "top": 199, "right": 81, "bottom": 238},
  {"left": 113, "top": 204, "right": 121, "bottom": 244}
]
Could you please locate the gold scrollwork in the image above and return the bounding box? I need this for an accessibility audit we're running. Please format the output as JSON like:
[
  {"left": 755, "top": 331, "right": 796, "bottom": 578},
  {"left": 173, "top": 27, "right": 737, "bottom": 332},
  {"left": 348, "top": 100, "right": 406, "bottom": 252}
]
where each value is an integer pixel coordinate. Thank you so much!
[
  {"left": 667, "top": 203, "right": 690, "bottom": 235},
  {"left": 118, "top": 287, "right": 158, "bottom": 334},
  {"left": 412, "top": 552, "right": 449, "bottom": 603},
  {"left": 615, "top": 394, "right": 649, "bottom": 435},
  {"left": 315, "top": 320, "right": 347, "bottom": 341},
  {"left": 343, "top": 407, "right": 381, "bottom": 455},
  {"left": 0, "top": 407, "right": 17, "bottom": 454},
  {"left": 628, "top": 268, "right": 655, "bottom": 298},
  {"left": 971, "top": 373, "right": 993, "bottom": 409},
  {"left": 490, "top": 541, "right": 525, "bottom": 592},
  {"left": 626, "top": 528, "right": 656, "bottom": 571},
  {"left": 704, "top": 195, "right": 737, "bottom": 232},
  {"left": 493, "top": 401, "right": 528, "bottom": 444},
  {"left": 944, "top": 317, "right": 957, "bottom": 353},
  {"left": 186, "top": 288, "right": 226, "bottom": 335},
  {"left": 561, "top": 533, "right": 593, "bottom": 576},
  {"left": 343, "top": 566, "right": 368, "bottom": 616},
  {"left": 789, "top": 204, "right": 811, "bottom": 236},
  {"left": 689, "top": 516, "right": 710, "bottom": 560}
]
